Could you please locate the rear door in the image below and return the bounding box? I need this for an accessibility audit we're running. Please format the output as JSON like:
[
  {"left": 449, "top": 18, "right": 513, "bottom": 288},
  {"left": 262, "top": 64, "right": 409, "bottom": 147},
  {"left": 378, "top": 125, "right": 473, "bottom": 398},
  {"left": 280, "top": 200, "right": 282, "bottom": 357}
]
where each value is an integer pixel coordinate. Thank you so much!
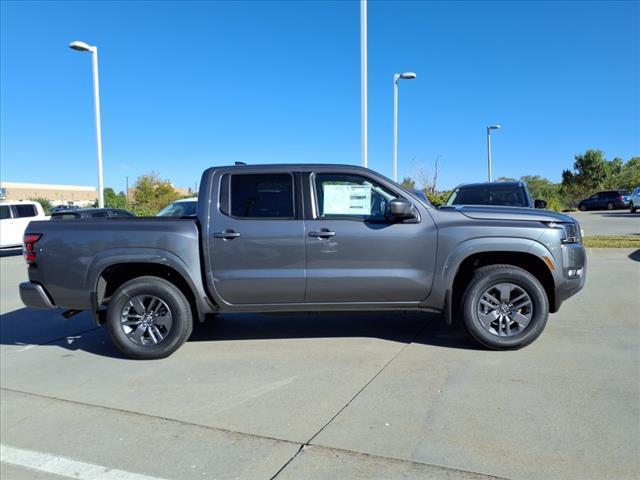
[
  {"left": 206, "top": 171, "right": 306, "bottom": 305},
  {"left": 304, "top": 171, "right": 437, "bottom": 303}
]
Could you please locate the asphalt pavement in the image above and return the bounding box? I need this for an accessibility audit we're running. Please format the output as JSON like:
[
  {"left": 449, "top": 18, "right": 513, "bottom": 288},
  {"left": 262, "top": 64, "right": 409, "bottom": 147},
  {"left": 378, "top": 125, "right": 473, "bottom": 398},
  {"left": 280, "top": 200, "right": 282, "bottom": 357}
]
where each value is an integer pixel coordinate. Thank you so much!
[
  {"left": 1, "top": 249, "right": 639, "bottom": 480},
  {"left": 567, "top": 209, "right": 639, "bottom": 236}
]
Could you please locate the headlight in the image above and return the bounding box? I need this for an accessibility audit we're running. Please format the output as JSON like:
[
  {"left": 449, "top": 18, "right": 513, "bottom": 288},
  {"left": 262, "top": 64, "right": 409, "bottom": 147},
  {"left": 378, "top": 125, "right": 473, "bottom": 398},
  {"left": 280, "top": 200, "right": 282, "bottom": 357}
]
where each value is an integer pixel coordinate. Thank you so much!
[{"left": 543, "top": 221, "right": 581, "bottom": 244}]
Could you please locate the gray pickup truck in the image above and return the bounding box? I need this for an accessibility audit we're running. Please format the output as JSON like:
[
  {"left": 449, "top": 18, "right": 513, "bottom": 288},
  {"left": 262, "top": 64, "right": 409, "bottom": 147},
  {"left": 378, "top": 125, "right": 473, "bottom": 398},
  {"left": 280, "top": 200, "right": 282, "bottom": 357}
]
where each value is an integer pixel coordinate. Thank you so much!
[{"left": 20, "top": 164, "right": 586, "bottom": 359}]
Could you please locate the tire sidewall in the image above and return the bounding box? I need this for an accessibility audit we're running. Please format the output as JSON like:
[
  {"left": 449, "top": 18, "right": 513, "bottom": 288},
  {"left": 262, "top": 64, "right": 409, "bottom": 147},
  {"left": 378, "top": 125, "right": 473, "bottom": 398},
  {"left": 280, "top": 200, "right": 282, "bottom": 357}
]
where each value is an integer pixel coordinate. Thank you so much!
[
  {"left": 107, "top": 277, "right": 192, "bottom": 359},
  {"left": 463, "top": 268, "right": 548, "bottom": 349}
]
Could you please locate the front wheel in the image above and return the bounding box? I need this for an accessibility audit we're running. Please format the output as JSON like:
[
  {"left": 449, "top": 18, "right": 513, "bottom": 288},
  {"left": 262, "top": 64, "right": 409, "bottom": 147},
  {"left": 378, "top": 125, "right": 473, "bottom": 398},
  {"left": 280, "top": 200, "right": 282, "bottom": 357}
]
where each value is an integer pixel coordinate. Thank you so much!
[
  {"left": 107, "top": 276, "right": 193, "bottom": 359},
  {"left": 578, "top": 204, "right": 587, "bottom": 211},
  {"left": 606, "top": 202, "right": 614, "bottom": 210},
  {"left": 631, "top": 203, "right": 637, "bottom": 213},
  {"left": 461, "top": 265, "right": 549, "bottom": 350}
]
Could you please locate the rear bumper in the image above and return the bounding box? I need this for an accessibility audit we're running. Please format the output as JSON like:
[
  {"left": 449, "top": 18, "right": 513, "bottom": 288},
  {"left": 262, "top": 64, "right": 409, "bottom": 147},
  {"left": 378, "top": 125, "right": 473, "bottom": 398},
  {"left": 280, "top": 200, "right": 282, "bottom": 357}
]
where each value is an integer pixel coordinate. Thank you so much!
[{"left": 19, "top": 282, "right": 55, "bottom": 309}]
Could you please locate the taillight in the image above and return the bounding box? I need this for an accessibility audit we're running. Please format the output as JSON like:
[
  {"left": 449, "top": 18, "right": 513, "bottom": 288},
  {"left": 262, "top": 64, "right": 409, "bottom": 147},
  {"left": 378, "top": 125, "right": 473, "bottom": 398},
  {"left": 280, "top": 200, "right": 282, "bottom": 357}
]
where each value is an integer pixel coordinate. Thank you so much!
[
  {"left": 23, "top": 234, "right": 42, "bottom": 265},
  {"left": 616, "top": 194, "right": 623, "bottom": 201}
]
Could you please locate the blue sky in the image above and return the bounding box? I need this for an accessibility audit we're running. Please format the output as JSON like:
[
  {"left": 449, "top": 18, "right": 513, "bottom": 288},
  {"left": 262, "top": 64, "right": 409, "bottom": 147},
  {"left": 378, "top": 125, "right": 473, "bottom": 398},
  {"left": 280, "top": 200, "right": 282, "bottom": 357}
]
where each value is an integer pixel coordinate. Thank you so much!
[{"left": 1, "top": 0, "right": 638, "bottom": 193}]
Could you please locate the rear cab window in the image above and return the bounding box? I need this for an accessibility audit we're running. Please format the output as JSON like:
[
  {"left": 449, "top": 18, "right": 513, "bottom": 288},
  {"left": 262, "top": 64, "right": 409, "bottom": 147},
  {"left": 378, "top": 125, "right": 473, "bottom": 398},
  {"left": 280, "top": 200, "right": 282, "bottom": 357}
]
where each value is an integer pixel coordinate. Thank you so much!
[
  {"left": 447, "top": 185, "right": 527, "bottom": 207},
  {"left": 110, "top": 210, "right": 134, "bottom": 218},
  {"left": 52, "top": 213, "right": 80, "bottom": 220}
]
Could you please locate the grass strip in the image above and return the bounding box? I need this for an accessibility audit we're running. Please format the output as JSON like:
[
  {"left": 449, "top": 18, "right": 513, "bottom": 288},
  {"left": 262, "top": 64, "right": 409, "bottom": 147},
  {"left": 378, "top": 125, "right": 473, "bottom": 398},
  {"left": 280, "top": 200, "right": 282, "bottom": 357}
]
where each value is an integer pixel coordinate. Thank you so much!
[{"left": 583, "top": 236, "right": 640, "bottom": 248}]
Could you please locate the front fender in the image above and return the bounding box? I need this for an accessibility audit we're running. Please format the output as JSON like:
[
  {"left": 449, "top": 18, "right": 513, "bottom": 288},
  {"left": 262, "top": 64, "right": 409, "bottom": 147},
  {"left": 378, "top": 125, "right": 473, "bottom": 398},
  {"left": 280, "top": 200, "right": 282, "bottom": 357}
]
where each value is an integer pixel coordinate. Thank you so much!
[{"left": 425, "top": 236, "right": 558, "bottom": 311}]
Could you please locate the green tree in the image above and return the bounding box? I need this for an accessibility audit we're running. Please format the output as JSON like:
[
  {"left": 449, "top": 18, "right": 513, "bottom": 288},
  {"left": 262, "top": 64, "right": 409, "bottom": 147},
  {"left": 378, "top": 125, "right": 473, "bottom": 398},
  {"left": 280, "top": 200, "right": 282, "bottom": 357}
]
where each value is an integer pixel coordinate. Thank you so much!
[
  {"left": 29, "top": 197, "right": 52, "bottom": 215},
  {"left": 615, "top": 157, "right": 640, "bottom": 190},
  {"left": 104, "top": 188, "right": 128, "bottom": 209},
  {"left": 400, "top": 177, "right": 416, "bottom": 189},
  {"left": 132, "top": 172, "right": 180, "bottom": 215},
  {"left": 520, "top": 175, "right": 564, "bottom": 211},
  {"left": 562, "top": 151, "right": 640, "bottom": 206},
  {"left": 561, "top": 149, "right": 610, "bottom": 206}
]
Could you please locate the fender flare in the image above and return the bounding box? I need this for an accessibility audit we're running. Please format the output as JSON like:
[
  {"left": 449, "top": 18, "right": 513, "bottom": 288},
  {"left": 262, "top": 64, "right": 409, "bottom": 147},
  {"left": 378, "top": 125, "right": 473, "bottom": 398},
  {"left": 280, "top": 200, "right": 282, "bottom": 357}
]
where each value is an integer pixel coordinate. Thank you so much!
[
  {"left": 84, "top": 247, "right": 214, "bottom": 317},
  {"left": 430, "top": 237, "right": 559, "bottom": 316}
]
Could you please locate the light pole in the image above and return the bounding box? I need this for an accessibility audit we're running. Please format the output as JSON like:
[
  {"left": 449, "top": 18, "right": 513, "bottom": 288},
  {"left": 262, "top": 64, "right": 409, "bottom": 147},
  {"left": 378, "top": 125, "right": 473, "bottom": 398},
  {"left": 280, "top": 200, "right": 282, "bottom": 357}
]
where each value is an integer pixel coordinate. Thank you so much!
[
  {"left": 486, "top": 124, "right": 501, "bottom": 182},
  {"left": 361, "top": 0, "right": 368, "bottom": 168},
  {"left": 69, "top": 40, "right": 104, "bottom": 208},
  {"left": 393, "top": 72, "right": 416, "bottom": 182}
]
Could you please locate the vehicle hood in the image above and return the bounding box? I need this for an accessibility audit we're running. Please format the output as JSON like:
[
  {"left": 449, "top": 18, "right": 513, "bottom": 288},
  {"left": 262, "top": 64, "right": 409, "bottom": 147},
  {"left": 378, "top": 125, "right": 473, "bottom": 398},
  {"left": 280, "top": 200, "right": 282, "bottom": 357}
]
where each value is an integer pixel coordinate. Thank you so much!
[{"left": 440, "top": 205, "right": 576, "bottom": 223}]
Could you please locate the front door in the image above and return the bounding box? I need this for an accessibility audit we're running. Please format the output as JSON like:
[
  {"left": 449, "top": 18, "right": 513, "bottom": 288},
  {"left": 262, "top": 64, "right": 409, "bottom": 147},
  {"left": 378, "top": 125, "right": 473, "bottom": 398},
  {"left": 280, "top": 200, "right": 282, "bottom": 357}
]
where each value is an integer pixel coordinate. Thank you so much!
[
  {"left": 304, "top": 171, "right": 437, "bottom": 303},
  {"left": 207, "top": 171, "right": 306, "bottom": 305}
]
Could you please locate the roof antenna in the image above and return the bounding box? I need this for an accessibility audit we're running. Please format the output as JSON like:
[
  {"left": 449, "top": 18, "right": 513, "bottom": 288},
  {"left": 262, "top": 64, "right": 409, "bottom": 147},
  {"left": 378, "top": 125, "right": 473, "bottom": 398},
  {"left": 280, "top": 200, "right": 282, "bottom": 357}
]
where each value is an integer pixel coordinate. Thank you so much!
[{"left": 235, "top": 161, "right": 247, "bottom": 166}]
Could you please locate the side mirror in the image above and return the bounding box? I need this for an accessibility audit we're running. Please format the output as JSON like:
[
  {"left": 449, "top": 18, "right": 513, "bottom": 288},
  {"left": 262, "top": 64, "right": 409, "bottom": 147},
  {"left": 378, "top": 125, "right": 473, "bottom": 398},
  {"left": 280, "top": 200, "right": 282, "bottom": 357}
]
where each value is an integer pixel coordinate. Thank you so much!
[
  {"left": 534, "top": 199, "right": 547, "bottom": 209},
  {"left": 388, "top": 198, "right": 415, "bottom": 220}
]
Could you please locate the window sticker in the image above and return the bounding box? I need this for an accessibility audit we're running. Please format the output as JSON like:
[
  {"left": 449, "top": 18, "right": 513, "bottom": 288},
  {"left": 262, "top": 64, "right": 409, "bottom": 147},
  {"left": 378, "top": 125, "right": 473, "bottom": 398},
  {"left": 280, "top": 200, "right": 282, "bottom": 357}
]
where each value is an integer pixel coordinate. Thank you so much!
[{"left": 322, "top": 184, "right": 372, "bottom": 215}]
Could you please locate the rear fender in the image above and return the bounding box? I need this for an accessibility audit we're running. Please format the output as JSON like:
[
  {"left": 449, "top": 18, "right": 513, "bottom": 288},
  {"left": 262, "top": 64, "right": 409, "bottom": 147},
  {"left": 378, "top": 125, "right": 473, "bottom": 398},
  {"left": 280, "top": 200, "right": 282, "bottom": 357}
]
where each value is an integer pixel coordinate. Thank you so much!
[{"left": 85, "top": 248, "right": 214, "bottom": 317}]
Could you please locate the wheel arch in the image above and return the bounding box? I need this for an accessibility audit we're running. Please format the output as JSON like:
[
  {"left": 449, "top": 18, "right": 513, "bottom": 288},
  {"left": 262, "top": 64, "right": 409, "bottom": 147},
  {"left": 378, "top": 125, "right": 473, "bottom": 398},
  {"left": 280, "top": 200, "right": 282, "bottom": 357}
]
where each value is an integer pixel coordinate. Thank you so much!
[
  {"left": 86, "top": 249, "right": 216, "bottom": 324},
  {"left": 450, "top": 251, "right": 556, "bottom": 317}
]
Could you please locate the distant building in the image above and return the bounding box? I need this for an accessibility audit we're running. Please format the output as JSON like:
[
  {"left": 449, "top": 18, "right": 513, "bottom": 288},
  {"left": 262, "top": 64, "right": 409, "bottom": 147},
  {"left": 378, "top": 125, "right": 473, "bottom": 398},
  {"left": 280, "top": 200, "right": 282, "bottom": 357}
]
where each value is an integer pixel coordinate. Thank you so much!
[{"left": 0, "top": 182, "right": 97, "bottom": 206}]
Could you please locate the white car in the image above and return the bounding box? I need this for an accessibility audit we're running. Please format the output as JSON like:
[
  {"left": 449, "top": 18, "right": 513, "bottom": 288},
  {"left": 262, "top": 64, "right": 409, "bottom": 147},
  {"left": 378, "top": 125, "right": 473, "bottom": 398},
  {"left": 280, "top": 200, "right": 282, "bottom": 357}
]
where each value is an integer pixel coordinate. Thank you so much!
[
  {"left": 156, "top": 197, "right": 197, "bottom": 217},
  {"left": 630, "top": 187, "right": 640, "bottom": 213},
  {"left": 0, "top": 200, "right": 49, "bottom": 249}
]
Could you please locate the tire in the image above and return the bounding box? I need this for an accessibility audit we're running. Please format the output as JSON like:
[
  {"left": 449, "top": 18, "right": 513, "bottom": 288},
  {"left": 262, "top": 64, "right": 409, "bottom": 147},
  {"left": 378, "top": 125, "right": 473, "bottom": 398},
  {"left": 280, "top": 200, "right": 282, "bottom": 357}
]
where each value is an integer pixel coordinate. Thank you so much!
[
  {"left": 606, "top": 202, "right": 614, "bottom": 210},
  {"left": 631, "top": 203, "right": 637, "bottom": 213},
  {"left": 578, "top": 204, "right": 586, "bottom": 211},
  {"left": 461, "top": 265, "right": 549, "bottom": 350},
  {"left": 106, "top": 276, "right": 193, "bottom": 359}
]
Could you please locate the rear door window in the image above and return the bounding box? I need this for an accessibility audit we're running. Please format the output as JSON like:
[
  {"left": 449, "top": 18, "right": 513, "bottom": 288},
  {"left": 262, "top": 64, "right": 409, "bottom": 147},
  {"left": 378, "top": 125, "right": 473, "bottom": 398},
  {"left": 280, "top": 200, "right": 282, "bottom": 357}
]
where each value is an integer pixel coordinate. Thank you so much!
[
  {"left": 13, "top": 204, "right": 37, "bottom": 218},
  {"left": 228, "top": 174, "right": 294, "bottom": 219},
  {"left": 0, "top": 205, "right": 11, "bottom": 219},
  {"left": 90, "top": 211, "right": 108, "bottom": 218}
]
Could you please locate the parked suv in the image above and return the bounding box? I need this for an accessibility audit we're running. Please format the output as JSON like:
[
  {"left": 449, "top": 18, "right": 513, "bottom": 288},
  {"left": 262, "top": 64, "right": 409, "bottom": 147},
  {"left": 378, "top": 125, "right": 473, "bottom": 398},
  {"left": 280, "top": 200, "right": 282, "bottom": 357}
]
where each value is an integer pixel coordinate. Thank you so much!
[
  {"left": 0, "top": 200, "right": 49, "bottom": 249},
  {"left": 156, "top": 197, "right": 197, "bottom": 217},
  {"left": 629, "top": 187, "right": 640, "bottom": 213},
  {"left": 446, "top": 182, "right": 547, "bottom": 209},
  {"left": 578, "top": 190, "right": 630, "bottom": 211}
]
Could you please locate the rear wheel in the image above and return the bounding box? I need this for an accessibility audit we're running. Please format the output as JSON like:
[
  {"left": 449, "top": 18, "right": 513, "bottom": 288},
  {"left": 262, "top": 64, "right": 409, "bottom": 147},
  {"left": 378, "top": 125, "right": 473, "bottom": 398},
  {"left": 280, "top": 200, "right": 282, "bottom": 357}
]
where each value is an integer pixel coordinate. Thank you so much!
[
  {"left": 107, "top": 276, "right": 193, "bottom": 359},
  {"left": 578, "top": 204, "right": 586, "bottom": 211},
  {"left": 631, "top": 202, "right": 637, "bottom": 213},
  {"left": 461, "top": 265, "right": 549, "bottom": 350}
]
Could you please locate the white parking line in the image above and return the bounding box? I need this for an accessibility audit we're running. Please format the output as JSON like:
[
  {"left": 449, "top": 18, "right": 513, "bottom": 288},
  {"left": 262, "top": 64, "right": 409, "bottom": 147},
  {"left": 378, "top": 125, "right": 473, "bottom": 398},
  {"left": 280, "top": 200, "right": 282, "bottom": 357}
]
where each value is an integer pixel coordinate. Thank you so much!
[{"left": 0, "top": 444, "right": 168, "bottom": 480}]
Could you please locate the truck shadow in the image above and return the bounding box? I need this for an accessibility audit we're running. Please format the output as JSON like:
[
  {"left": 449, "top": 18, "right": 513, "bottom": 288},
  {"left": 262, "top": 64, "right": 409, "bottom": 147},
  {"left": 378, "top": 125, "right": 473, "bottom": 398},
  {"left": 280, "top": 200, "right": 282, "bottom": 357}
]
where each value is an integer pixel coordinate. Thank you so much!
[{"left": 0, "top": 309, "right": 479, "bottom": 358}]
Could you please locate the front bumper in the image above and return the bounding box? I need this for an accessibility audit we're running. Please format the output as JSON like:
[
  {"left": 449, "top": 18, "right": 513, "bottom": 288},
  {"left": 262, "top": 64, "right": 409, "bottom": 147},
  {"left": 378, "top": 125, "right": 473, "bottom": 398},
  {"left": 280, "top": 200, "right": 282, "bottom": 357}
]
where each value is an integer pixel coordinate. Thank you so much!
[
  {"left": 19, "top": 282, "right": 55, "bottom": 309},
  {"left": 554, "top": 243, "right": 587, "bottom": 311}
]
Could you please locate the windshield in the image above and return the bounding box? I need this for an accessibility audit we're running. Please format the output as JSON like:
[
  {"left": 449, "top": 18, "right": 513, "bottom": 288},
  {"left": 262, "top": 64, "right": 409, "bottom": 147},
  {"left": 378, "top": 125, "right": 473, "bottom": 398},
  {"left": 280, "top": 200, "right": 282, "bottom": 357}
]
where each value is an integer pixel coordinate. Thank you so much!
[
  {"left": 446, "top": 185, "right": 528, "bottom": 207},
  {"left": 156, "top": 200, "right": 197, "bottom": 217}
]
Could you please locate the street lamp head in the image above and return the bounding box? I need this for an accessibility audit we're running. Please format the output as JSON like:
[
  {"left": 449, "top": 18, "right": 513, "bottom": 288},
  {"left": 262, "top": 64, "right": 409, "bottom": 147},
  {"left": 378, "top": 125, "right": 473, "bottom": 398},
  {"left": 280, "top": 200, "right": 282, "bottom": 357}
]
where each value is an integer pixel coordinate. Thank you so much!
[
  {"left": 69, "top": 41, "right": 94, "bottom": 52},
  {"left": 399, "top": 72, "right": 417, "bottom": 80},
  {"left": 488, "top": 124, "right": 501, "bottom": 130}
]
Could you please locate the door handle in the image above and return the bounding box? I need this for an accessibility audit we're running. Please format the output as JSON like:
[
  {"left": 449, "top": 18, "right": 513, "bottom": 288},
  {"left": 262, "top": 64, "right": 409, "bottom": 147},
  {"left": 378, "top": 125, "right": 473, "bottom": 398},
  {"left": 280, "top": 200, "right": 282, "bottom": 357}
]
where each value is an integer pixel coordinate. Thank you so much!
[
  {"left": 213, "top": 230, "right": 241, "bottom": 240},
  {"left": 308, "top": 229, "right": 336, "bottom": 238}
]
